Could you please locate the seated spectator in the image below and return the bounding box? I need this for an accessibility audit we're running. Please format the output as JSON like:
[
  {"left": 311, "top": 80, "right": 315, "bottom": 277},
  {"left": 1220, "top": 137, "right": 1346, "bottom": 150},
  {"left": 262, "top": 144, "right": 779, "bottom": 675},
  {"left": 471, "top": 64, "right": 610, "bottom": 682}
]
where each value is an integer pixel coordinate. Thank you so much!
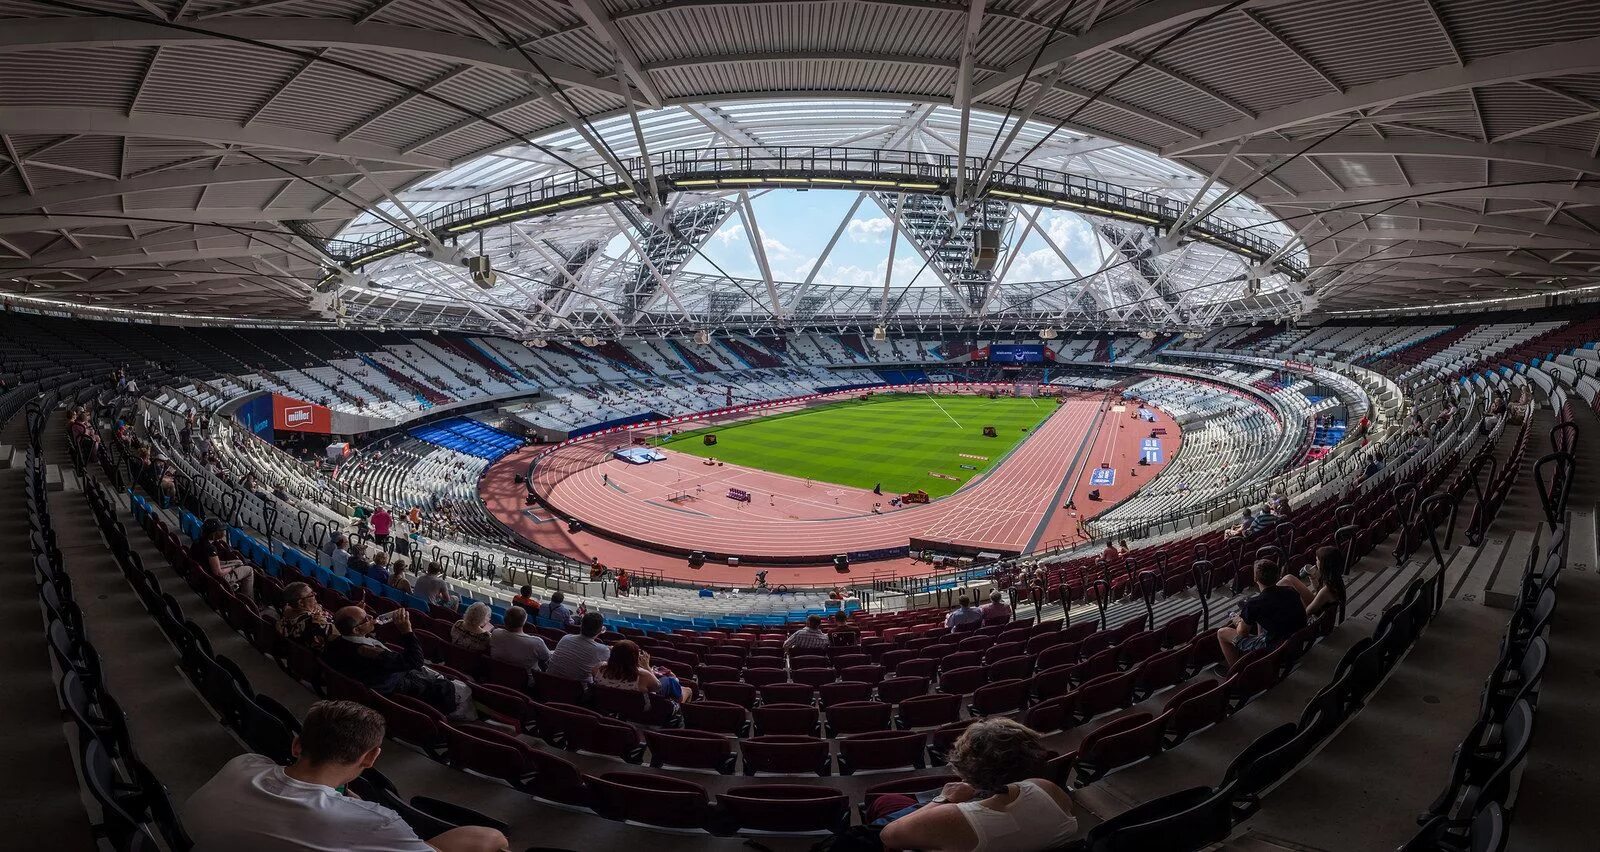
[
  {"left": 593, "top": 639, "right": 693, "bottom": 706},
  {"left": 615, "top": 568, "right": 630, "bottom": 596},
  {"left": 276, "top": 582, "right": 334, "bottom": 650},
  {"left": 450, "top": 602, "right": 493, "bottom": 654},
  {"left": 1248, "top": 505, "right": 1280, "bottom": 534},
  {"left": 490, "top": 606, "right": 550, "bottom": 678},
  {"left": 413, "top": 561, "right": 454, "bottom": 608},
  {"left": 389, "top": 559, "right": 412, "bottom": 595},
  {"left": 542, "top": 590, "right": 573, "bottom": 626},
  {"left": 980, "top": 591, "right": 1012, "bottom": 623},
  {"left": 184, "top": 700, "right": 508, "bottom": 852},
  {"left": 1361, "top": 451, "right": 1385, "bottom": 481},
  {"left": 1218, "top": 559, "right": 1308, "bottom": 670},
  {"left": 877, "top": 718, "right": 1078, "bottom": 851},
  {"left": 783, "top": 614, "right": 831, "bottom": 651},
  {"left": 829, "top": 609, "right": 859, "bottom": 647},
  {"left": 945, "top": 597, "right": 984, "bottom": 632},
  {"left": 347, "top": 543, "right": 371, "bottom": 576},
  {"left": 327, "top": 534, "right": 350, "bottom": 572},
  {"left": 324, "top": 608, "right": 472, "bottom": 719},
  {"left": 698, "top": 585, "right": 715, "bottom": 598},
  {"left": 1225, "top": 507, "right": 1256, "bottom": 538},
  {"left": 1116, "top": 539, "right": 1130, "bottom": 558},
  {"left": 368, "top": 551, "right": 391, "bottom": 586},
  {"left": 192, "top": 517, "right": 255, "bottom": 601},
  {"left": 1280, "top": 546, "right": 1347, "bottom": 619},
  {"left": 511, "top": 585, "right": 540, "bottom": 618},
  {"left": 545, "top": 611, "right": 611, "bottom": 682}
]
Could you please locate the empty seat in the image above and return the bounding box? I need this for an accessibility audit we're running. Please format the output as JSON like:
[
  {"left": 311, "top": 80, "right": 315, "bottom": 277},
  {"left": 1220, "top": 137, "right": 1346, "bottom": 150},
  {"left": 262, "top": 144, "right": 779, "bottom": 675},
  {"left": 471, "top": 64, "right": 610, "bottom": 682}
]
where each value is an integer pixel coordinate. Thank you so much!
[
  {"left": 716, "top": 785, "right": 850, "bottom": 835},
  {"left": 824, "top": 701, "right": 893, "bottom": 737},
  {"left": 681, "top": 700, "right": 749, "bottom": 737},
  {"left": 646, "top": 729, "right": 737, "bottom": 774},
  {"left": 838, "top": 730, "right": 927, "bottom": 774},
  {"left": 895, "top": 693, "right": 961, "bottom": 729},
  {"left": 753, "top": 703, "right": 818, "bottom": 737},
  {"left": 588, "top": 772, "right": 711, "bottom": 830},
  {"left": 740, "top": 735, "right": 832, "bottom": 776}
]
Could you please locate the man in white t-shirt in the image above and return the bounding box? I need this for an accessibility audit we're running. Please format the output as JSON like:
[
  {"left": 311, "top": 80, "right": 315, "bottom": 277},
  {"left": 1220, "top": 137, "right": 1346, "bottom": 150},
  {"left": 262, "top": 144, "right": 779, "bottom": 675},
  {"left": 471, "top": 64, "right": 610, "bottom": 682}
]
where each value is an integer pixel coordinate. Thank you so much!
[
  {"left": 489, "top": 606, "right": 551, "bottom": 681},
  {"left": 543, "top": 611, "right": 611, "bottom": 682},
  {"left": 184, "top": 700, "right": 507, "bottom": 852}
]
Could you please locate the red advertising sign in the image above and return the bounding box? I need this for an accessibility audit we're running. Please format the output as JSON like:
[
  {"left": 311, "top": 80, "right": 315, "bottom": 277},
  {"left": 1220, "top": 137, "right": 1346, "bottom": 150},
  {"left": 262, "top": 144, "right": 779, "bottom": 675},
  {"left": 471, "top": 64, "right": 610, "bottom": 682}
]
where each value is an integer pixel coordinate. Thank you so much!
[{"left": 272, "top": 394, "right": 333, "bottom": 433}]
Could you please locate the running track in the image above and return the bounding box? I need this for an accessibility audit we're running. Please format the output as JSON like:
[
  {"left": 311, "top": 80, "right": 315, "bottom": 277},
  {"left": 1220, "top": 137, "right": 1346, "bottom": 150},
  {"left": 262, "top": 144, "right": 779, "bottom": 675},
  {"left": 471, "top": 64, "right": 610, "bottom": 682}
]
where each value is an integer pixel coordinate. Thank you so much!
[{"left": 523, "top": 397, "right": 1106, "bottom": 561}]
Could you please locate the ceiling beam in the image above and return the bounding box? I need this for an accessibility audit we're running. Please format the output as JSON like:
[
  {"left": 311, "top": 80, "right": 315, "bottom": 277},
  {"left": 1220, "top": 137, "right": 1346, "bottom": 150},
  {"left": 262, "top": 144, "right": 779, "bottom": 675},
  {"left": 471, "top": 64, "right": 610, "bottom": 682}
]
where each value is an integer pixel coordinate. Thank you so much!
[
  {"left": 0, "top": 108, "right": 448, "bottom": 169},
  {"left": 1164, "top": 34, "right": 1600, "bottom": 156},
  {"left": 0, "top": 17, "right": 627, "bottom": 102},
  {"left": 1178, "top": 137, "right": 1600, "bottom": 177}
]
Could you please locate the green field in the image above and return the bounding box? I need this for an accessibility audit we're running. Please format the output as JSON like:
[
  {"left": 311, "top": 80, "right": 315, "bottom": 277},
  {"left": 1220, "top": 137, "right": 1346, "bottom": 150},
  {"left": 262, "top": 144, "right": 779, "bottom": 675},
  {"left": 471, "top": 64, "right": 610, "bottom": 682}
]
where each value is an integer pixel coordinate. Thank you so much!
[{"left": 660, "top": 393, "right": 1056, "bottom": 498}]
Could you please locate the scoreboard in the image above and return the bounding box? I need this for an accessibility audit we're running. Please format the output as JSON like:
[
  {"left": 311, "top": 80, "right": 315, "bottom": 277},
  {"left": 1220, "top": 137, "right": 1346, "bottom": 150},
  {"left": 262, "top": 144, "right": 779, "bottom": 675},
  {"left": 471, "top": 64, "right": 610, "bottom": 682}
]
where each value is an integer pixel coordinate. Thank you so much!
[{"left": 987, "top": 344, "right": 1046, "bottom": 364}]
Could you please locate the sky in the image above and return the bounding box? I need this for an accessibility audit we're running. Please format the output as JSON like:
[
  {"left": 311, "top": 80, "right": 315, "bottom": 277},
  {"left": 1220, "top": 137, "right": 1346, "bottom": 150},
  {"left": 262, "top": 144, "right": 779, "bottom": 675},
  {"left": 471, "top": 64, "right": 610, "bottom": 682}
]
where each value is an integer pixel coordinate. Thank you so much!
[{"left": 603, "top": 189, "right": 1111, "bottom": 289}]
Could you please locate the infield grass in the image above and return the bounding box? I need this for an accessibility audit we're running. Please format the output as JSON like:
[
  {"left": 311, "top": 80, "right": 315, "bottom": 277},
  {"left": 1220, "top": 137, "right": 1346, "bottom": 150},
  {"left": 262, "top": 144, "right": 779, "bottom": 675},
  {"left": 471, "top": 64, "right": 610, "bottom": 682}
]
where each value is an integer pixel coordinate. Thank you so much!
[{"left": 659, "top": 393, "right": 1058, "bottom": 498}]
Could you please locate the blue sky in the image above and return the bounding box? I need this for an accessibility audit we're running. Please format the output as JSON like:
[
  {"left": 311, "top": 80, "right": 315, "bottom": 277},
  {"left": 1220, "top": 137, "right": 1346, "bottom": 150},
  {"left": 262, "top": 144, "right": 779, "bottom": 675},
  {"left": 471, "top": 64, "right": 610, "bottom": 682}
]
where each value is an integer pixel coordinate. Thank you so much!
[{"left": 621, "top": 190, "right": 1110, "bottom": 288}]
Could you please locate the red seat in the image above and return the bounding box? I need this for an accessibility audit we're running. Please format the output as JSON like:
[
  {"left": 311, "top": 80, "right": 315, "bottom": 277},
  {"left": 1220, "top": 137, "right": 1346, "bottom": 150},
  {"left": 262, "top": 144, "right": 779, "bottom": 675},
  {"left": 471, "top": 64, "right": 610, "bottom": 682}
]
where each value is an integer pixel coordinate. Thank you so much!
[
  {"left": 696, "top": 664, "right": 740, "bottom": 684},
  {"left": 1158, "top": 678, "right": 1227, "bottom": 746},
  {"left": 894, "top": 658, "right": 938, "bottom": 680},
  {"left": 939, "top": 650, "right": 985, "bottom": 672},
  {"left": 1036, "top": 642, "right": 1080, "bottom": 671},
  {"left": 1022, "top": 693, "right": 1077, "bottom": 734},
  {"left": 1186, "top": 629, "right": 1225, "bottom": 674},
  {"left": 591, "top": 683, "right": 677, "bottom": 726},
  {"left": 531, "top": 671, "right": 585, "bottom": 705},
  {"left": 646, "top": 729, "right": 737, "bottom": 774},
  {"left": 894, "top": 693, "right": 961, "bottom": 729},
  {"left": 588, "top": 771, "right": 711, "bottom": 830},
  {"left": 471, "top": 683, "right": 536, "bottom": 733},
  {"left": 1030, "top": 663, "right": 1077, "bottom": 701},
  {"left": 681, "top": 700, "right": 749, "bottom": 737},
  {"left": 1067, "top": 711, "right": 1165, "bottom": 787},
  {"left": 937, "top": 665, "right": 985, "bottom": 696},
  {"left": 1160, "top": 612, "right": 1201, "bottom": 646},
  {"left": 447, "top": 722, "right": 537, "bottom": 788},
  {"left": 839, "top": 664, "right": 885, "bottom": 686},
  {"left": 525, "top": 746, "right": 591, "bottom": 808},
  {"left": 704, "top": 681, "right": 758, "bottom": 709},
  {"left": 760, "top": 683, "right": 816, "bottom": 706},
  {"left": 876, "top": 676, "right": 929, "bottom": 705},
  {"left": 969, "top": 678, "right": 1029, "bottom": 717},
  {"left": 1074, "top": 670, "right": 1138, "bottom": 723},
  {"left": 533, "top": 702, "right": 645, "bottom": 763},
  {"left": 1224, "top": 648, "right": 1282, "bottom": 711},
  {"left": 481, "top": 656, "right": 532, "bottom": 693},
  {"left": 370, "top": 693, "right": 448, "bottom": 759},
  {"left": 1132, "top": 643, "right": 1186, "bottom": 695},
  {"left": 985, "top": 641, "right": 1027, "bottom": 664},
  {"left": 988, "top": 655, "right": 1033, "bottom": 682},
  {"left": 717, "top": 785, "right": 850, "bottom": 834},
  {"left": 740, "top": 735, "right": 831, "bottom": 776},
  {"left": 818, "top": 681, "right": 873, "bottom": 708},
  {"left": 744, "top": 667, "right": 788, "bottom": 687},
  {"left": 837, "top": 730, "right": 926, "bottom": 774},
  {"left": 753, "top": 702, "right": 818, "bottom": 736},
  {"left": 792, "top": 667, "right": 837, "bottom": 688},
  {"left": 927, "top": 719, "right": 977, "bottom": 765},
  {"left": 1075, "top": 646, "right": 1121, "bottom": 684},
  {"left": 1118, "top": 630, "right": 1164, "bottom": 667},
  {"left": 823, "top": 701, "right": 892, "bottom": 737}
]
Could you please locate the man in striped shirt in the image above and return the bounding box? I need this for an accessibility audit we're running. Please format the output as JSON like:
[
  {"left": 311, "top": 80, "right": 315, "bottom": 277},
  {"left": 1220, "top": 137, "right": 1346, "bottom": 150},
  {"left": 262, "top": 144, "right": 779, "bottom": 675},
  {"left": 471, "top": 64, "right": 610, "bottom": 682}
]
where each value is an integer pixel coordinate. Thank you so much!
[{"left": 783, "top": 614, "right": 831, "bottom": 651}]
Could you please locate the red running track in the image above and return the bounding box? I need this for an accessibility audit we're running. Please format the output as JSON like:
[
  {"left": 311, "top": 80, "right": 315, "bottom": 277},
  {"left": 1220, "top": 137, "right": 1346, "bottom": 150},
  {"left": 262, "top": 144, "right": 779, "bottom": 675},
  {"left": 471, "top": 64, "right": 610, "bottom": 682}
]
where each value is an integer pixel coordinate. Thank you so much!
[{"left": 499, "top": 396, "right": 1116, "bottom": 562}]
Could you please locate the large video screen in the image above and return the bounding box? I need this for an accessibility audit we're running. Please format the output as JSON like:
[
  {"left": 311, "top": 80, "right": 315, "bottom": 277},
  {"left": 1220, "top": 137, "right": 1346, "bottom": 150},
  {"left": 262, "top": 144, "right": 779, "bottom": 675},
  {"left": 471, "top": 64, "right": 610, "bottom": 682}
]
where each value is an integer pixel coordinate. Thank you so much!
[{"left": 987, "top": 344, "right": 1045, "bottom": 364}]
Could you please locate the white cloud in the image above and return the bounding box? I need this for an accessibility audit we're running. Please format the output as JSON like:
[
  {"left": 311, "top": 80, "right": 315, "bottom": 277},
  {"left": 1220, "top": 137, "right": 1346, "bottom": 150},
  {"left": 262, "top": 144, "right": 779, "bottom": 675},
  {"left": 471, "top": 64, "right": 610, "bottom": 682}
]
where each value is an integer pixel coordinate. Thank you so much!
[
  {"left": 712, "top": 223, "right": 746, "bottom": 246},
  {"left": 846, "top": 216, "right": 893, "bottom": 243}
]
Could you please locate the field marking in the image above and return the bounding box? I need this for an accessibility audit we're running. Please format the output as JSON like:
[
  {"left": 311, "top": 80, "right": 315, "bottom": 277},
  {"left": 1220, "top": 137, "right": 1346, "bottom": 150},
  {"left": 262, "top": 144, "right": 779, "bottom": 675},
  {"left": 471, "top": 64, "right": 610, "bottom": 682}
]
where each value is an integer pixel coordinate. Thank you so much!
[{"left": 922, "top": 390, "right": 965, "bottom": 429}]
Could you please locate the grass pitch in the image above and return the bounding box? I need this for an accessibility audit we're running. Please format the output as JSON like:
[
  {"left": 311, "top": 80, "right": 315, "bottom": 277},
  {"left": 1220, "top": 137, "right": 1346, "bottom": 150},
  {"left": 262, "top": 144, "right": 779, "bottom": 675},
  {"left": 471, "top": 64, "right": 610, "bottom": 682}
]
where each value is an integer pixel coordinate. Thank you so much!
[{"left": 660, "top": 393, "right": 1058, "bottom": 498}]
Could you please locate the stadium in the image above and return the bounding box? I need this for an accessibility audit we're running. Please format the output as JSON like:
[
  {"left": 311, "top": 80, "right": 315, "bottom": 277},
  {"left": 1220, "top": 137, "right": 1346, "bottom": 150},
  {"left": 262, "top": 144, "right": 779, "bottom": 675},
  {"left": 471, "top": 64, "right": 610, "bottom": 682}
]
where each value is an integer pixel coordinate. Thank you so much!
[{"left": 3, "top": 1, "right": 1595, "bottom": 850}]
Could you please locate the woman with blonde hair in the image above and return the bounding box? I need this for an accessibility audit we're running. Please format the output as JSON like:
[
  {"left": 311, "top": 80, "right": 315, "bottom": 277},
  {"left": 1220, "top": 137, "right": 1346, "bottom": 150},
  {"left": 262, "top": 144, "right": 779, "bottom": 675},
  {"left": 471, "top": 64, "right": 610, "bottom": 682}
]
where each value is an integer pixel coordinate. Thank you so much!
[
  {"left": 449, "top": 602, "right": 492, "bottom": 653},
  {"left": 879, "top": 718, "right": 1077, "bottom": 851}
]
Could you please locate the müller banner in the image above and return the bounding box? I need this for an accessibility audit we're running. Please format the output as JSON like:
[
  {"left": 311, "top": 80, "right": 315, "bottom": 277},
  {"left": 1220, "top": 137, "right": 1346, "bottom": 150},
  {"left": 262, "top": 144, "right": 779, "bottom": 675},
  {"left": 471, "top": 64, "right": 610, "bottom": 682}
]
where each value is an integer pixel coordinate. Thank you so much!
[{"left": 271, "top": 393, "right": 333, "bottom": 433}]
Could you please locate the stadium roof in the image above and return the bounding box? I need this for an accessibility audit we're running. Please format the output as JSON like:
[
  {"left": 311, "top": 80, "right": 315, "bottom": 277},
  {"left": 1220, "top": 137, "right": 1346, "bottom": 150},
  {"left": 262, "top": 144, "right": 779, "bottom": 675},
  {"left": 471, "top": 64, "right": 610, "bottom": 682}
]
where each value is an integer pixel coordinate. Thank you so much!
[{"left": 2, "top": 0, "right": 1599, "bottom": 330}]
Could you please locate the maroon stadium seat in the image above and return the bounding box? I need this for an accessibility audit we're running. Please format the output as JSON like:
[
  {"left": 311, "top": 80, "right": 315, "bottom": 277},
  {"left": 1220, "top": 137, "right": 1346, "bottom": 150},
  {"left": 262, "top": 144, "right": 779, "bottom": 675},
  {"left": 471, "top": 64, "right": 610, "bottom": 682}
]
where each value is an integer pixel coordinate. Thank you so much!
[
  {"left": 681, "top": 700, "right": 749, "bottom": 737},
  {"left": 752, "top": 702, "right": 819, "bottom": 736},
  {"left": 1023, "top": 693, "right": 1079, "bottom": 734},
  {"left": 716, "top": 785, "right": 850, "bottom": 835},
  {"left": 588, "top": 772, "right": 711, "bottom": 830},
  {"left": 1158, "top": 678, "right": 1227, "bottom": 747},
  {"left": 876, "top": 676, "right": 929, "bottom": 705},
  {"left": 823, "top": 700, "right": 892, "bottom": 737},
  {"left": 969, "top": 678, "right": 1029, "bottom": 717},
  {"left": 704, "top": 681, "right": 759, "bottom": 709},
  {"left": 760, "top": 682, "right": 816, "bottom": 706},
  {"left": 837, "top": 730, "right": 927, "bottom": 774},
  {"left": 646, "top": 729, "right": 737, "bottom": 774},
  {"left": 1068, "top": 711, "right": 1165, "bottom": 787},
  {"left": 818, "top": 680, "right": 874, "bottom": 708},
  {"left": 895, "top": 693, "right": 961, "bottom": 729},
  {"left": 1074, "top": 669, "right": 1139, "bottom": 723},
  {"left": 740, "top": 735, "right": 831, "bottom": 776}
]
